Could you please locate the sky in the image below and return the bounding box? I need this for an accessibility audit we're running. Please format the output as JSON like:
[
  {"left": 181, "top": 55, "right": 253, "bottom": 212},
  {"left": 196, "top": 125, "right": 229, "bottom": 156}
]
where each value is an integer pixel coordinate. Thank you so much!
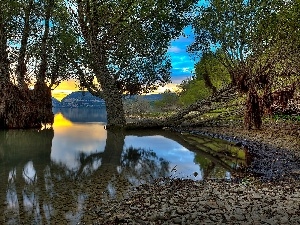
[
  {"left": 168, "top": 26, "right": 197, "bottom": 84},
  {"left": 52, "top": 26, "right": 197, "bottom": 100}
]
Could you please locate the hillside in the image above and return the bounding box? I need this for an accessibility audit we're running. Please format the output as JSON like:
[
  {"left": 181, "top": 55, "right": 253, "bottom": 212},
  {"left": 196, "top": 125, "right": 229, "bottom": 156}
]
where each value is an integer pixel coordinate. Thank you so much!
[
  {"left": 52, "top": 97, "right": 61, "bottom": 107},
  {"left": 59, "top": 91, "right": 105, "bottom": 108},
  {"left": 52, "top": 91, "right": 163, "bottom": 108}
]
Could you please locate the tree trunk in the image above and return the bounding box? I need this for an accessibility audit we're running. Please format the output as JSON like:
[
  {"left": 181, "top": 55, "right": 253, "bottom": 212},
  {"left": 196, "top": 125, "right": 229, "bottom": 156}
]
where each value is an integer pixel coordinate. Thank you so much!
[
  {"left": 77, "top": 0, "right": 126, "bottom": 129},
  {"left": 31, "top": 82, "right": 54, "bottom": 126},
  {"left": 16, "top": 0, "right": 33, "bottom": 89},
  {"left": 37, "top": 0, "right": 53, "bottom": 84},
  {"left": 0, "top": 19, "right": 9, "bottom": 84},
  {"left": 102, "top": 79, "right": 126, "bottom": 129},
  {"left": 244, "top": 88, "right": 262, "bottom": 129},
  {"left": 92, "top": 52, "right": 126, "bottom": 129},
  {"left": 31, "top": 0, "right": 54, "bottom": 127}
]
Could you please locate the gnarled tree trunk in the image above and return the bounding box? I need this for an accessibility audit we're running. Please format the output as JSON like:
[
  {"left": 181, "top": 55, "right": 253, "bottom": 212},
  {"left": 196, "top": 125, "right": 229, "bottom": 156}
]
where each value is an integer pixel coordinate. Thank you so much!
[
  {"left": 244, "top": 88, "right": 262, "bottom": 130},
  {"left": 93, "top": 57, "right": 126, "bottom": 129}
]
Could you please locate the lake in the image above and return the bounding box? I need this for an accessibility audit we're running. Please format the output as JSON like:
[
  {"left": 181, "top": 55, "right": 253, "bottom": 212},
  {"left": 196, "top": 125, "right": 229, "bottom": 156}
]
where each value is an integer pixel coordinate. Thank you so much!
[{"left": 0, "top": 108, "right": 246, "bottom": 224}]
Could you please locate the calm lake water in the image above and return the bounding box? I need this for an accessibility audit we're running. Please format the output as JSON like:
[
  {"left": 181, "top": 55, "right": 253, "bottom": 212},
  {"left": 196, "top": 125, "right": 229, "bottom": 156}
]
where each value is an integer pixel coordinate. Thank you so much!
[{"left": 0, "top": 108, "right": 246, "bottom": 224}]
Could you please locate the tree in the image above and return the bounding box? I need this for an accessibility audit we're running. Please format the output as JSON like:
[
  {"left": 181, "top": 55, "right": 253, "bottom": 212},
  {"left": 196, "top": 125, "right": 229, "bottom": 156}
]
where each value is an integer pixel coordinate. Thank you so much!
[
  {"left": 189, "top": 0, "right": 300, "bottom": 129},
  {"left": 195, "top": 51, "right": 231, "bottom": 93},
  {"left": 0, "top": 0, "right": 77, "bottom": 129},
  {"left": 178, "top": 51, "right": 231, "bottom": 105},
  {"left": 0, "top": 0, "right": 18, "bottom": 84},
  {"left": 179, "top": 79, "right": 211, "bottom": 105},
  {"left": 75, "top": 0, "right": 197, "bottom": 128}
]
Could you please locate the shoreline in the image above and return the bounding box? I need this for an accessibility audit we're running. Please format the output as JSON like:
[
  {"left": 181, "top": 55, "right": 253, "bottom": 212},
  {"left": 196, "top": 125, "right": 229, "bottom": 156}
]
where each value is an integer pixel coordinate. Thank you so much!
[
  {"left": 83, "top": 119, "right": 300, "bottom": 224},
  {"left": 168, "top": 119, "right": 300, "bottom": 181}
]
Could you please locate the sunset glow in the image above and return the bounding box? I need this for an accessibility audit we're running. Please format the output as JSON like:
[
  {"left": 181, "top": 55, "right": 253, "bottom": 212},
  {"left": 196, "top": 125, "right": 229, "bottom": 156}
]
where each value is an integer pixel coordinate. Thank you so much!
[
  {"left": 53, "top": 113, "right": 73, "bottom": 127},
  {"left": 51, "top": 80, "right": 181, "bottom": 100},
  {"left": 51, "top": 80, "right": 79, "bottom": 101}
]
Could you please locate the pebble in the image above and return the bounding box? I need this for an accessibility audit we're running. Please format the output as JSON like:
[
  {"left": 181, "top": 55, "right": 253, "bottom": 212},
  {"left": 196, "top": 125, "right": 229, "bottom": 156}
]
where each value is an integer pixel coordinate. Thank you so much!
[{"left": 90, "top": 177, "right": 300, "bottom": 224}]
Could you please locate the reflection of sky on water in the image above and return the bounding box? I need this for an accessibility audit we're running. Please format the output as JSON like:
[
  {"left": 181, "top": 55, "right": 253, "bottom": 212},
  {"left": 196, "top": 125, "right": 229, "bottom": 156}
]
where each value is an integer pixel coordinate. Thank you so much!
[
  {"left": 22, "top": 161, "right": 36, "bottom": 184},
  {"left": 124, "top": 136, "right": 203, "bottom": 180},
  {"left": 51, "top": 113, "right": 107, "bottom": 170},
  {"left": 50, "top": 113, "right": 203, "bottom": 179},
  {"left": 0, "top": 110, "right": 245, "bottom": 224}
]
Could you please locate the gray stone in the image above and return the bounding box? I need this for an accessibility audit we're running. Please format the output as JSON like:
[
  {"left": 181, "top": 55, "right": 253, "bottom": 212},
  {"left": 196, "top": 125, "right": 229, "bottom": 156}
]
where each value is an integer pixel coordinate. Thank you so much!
[{"left": 173, "top": 217, "right": 182, "bottom": 224}]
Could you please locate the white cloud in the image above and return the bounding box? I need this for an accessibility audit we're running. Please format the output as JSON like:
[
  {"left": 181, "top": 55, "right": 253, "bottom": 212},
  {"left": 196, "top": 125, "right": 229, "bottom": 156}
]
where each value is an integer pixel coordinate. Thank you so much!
[
  {"left": 168, "top": 46, "right": 182, "bottom": 53},
  {"left": 182, "top": 67, "right": 190, "bottom": 73}
]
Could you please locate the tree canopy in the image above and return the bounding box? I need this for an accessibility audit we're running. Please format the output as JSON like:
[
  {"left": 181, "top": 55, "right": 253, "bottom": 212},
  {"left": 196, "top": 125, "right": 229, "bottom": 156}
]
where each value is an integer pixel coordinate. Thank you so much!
[
  {"left": 178, "top": 50, "right": 231, "bottom": 105},
  {"left": 0, "top": 0, "right": 198, "bottom": 129},
  {"left": 75, "top": 0, "right": 197, "bottom": 127},
  {"left": 189, "top": 0, "right": 300, "bottom": 128}
]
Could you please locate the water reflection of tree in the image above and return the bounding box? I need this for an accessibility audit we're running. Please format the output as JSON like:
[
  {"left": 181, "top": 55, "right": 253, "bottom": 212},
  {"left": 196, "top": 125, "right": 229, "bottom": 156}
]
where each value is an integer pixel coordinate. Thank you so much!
[
  {"left": 126, "top": 130, "right": 247, "bottom": 180},
  {"left": 0, "top": 129, "right": 53, "bottom": 225},
  {"left": 120, "top": 146, "right": 169, "bottom": 185},
  {"left": 0, "top": 127, "right": 247, "bottom": 224},
  {"left": 0, "top": 128, "right": 172, "bottom": 224},
  {"left": 189, "top": 135, "right": 246, "bottom": 179}
]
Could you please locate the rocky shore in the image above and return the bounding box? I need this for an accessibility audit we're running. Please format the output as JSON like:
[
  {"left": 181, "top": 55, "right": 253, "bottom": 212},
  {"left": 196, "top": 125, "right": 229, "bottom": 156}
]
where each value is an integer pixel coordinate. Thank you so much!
[
  {"left": 85, "top": 178, "right": 300, "bottom": 224},
  {"left": 82, "top": 120, "right": 300, "bottom": 224},
  {"left": 175, "top": 120, "right": 300, "bottom": 181}
]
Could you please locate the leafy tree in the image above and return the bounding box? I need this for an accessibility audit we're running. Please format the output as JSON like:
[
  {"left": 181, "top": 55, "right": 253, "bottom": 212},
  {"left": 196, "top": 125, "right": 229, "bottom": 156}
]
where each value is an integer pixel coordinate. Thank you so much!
[
  {"left": 0, "top": 0, "right": 78, "bottom": 128},
  {"left": 195, "top": 51, "right": 231, "bottom": 93},
  {"left": 75, "top": 0, "right": 197, "bottom": 128},
  {"left": 178, "top": 51, "right": 230, "bottom": 105},
  {"left": 0, "top": 0, "right": 20, "bottom": 83},
  {"left": 179, "top": 79, "right": 211, "bottom": 105},
  {"left": 189, "top": 0, "right": 299, "bottom": 129}
]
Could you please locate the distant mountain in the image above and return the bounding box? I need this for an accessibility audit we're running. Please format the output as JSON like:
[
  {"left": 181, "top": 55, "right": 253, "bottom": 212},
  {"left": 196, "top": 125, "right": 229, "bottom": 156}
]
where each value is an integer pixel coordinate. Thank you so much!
[
  {"left": 52, "top": 97, "right": 61, "bottom": 107},
  {"left": 52, "top": 91, "right": 163, "bottom": 108},
  {"left": 59, "top": 91, "right": 105, "bottom": 108},
  {"left": 124, "top": 94, "right": 163, "bottom": 102}
]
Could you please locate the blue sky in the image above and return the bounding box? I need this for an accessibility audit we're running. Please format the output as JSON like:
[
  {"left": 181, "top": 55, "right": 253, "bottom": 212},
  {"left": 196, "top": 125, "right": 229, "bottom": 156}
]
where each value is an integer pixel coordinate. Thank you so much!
[{"left": 168, "top": 26, "right": 197, "bottom": 84}]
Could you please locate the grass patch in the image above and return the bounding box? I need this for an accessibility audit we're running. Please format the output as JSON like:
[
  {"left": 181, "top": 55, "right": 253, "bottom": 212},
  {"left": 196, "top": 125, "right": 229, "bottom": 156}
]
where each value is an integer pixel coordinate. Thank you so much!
[{"left": 273, "top": 114, "right": 300, "bottom": 122}]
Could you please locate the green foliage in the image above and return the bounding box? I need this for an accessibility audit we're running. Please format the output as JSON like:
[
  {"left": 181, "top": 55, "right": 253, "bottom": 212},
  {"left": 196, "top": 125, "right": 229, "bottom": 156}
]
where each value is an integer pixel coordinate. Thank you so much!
[
  {"left": 154, "top": 90, "right": 181, "bottom": 112},
  {"left": 189, "top": 0, "right": 300, "bottom": 129},
  {"left": 179, "top": 79, "right": 212, "bottom": 105},
  {"left": 195, "top": 51, "right": 231, "bottom": 90},
  {"left": 178, "top": 51, "right": 230, "bottom": 105},
  {"left": 189, "top": 0, "right": 299, "bottom": 83},
  {"left": 273, "top": 114, "right": 300, "bottom": 122},
  {"left": 76, "top": 0, "right": 198, "bottom": 95},
  {"left": 0, "top": 0, "right": 79, "bottom": 86}
]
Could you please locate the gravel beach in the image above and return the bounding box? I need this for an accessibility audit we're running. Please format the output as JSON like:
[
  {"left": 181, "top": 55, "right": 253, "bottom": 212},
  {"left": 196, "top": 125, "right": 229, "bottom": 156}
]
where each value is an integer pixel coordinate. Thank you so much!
[
  {"left": 87, "top": 178, "right": 300, "bottom": 224},
  {"left": 82, "top": 120, "right": 300, "bottom": 224}
]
